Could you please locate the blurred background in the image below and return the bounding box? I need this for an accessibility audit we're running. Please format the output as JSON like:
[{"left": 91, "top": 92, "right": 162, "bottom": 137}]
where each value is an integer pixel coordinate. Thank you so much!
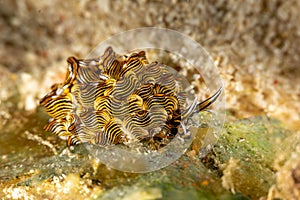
[{"left": 0, "top": 0, "right": 299, "bottom": 130}]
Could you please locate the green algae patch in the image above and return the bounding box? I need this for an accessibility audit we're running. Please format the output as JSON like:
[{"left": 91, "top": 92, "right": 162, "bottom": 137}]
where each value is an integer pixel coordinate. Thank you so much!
[
  {"left": 0, "top": 106, "right": 245, "bottom": 199},
  {"left": 207, "top": 116, "right": 291, "bottom": 199},
  {"left": 96, "top": 154, "right": 248, "bottom": 200},
  {"left": 0, "top": 110, "right": 294, "bottom": 199},
  {"left": 268, "top": 128, "right": 300, "bottom": 199}
]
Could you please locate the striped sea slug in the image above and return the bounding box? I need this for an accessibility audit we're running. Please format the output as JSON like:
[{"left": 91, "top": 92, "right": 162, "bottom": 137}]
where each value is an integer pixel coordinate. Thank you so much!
[{"left": 40, "top": 47, "right": 222, "bottom": 149}]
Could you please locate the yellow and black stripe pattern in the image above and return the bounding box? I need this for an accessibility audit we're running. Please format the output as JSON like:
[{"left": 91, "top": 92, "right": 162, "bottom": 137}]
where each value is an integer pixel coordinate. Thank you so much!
[{"left": 40, "top": 47, "right": 222, "bottom": 147}]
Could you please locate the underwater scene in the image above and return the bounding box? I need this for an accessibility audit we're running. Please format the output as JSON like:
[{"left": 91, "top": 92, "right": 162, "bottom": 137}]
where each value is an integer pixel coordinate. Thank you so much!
[{"left": 0, "top": 1, "right": 299, "bottom": 199}]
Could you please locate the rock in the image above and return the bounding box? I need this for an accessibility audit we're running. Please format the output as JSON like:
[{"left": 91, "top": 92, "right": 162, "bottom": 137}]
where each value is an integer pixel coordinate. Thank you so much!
[{"left": 1, "top": 110, "right": 296, "bottom": 199}]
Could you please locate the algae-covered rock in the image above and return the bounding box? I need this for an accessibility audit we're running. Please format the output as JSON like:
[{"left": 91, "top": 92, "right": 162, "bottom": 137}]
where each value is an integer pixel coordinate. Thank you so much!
[
  {"left": 205, "top": 116, "right": 288, "bottom": 199},
  {"left": 267, "top": 130, "right": 300, "bottom": 200},
  {"left": 1, "top": 110, "right": 297, "bottom": 199}
]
